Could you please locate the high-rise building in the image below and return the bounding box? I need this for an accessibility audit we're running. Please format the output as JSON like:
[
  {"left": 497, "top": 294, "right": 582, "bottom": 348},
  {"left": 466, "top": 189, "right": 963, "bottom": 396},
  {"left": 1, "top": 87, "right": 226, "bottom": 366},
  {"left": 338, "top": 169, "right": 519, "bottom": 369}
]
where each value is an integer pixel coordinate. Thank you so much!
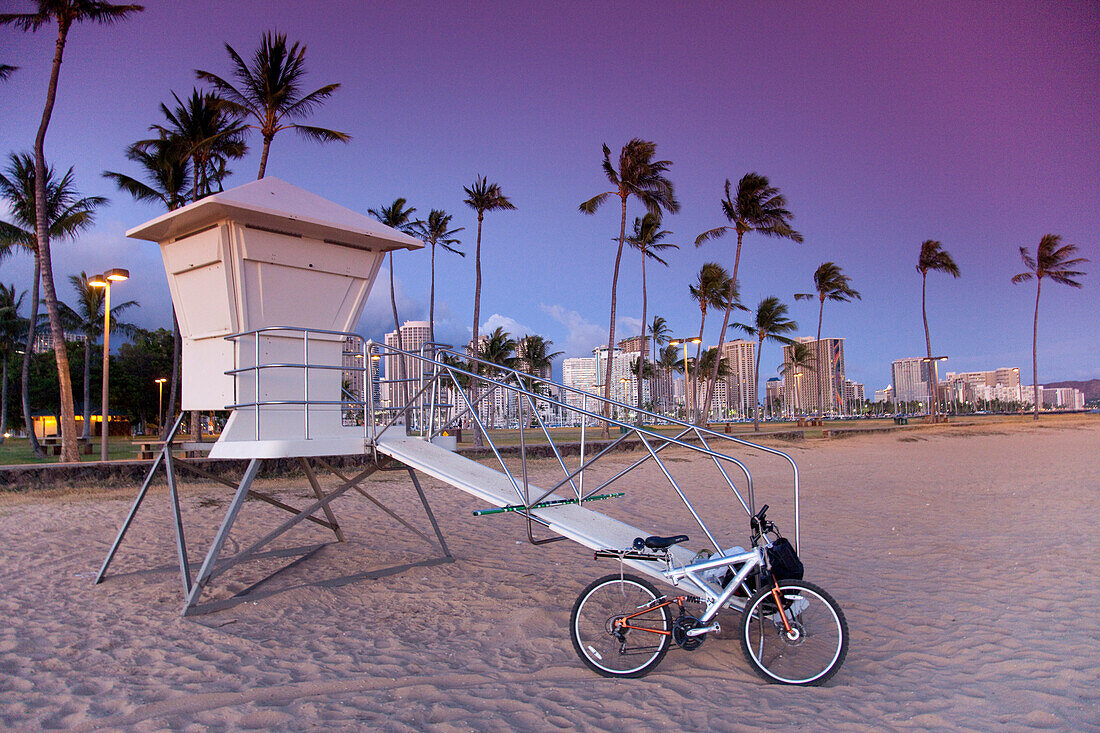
[
  {"left": 720, "top": 339, "right": 756, "bottom": 419},
  {"left": 562, "top": 356, "right": 599, "bottom": 420},
  {"left": 1026, "top": 386, "right": 1085, "bottom": 410},
  {"left": 843, "top": 380, "right": 865, "bottom": 412},
  {"left": 891, "top": 357, "right": 934, "bottom": 405},
  {"left": 32, "top": 329, "right": 84, "bottom": 354},
  {"left": 783, "top": 337, "right": 847, "bottom": 415},
  {"left": 342, "top": 334, "right": 366, "bottom": 401},
  {"left": 617, "top": 335, "right": 646, "bottom": 354},
  {"left": 383, "top": 321, "right": 432, "bottom": 406},
  {"left": 943, "top": 367, "right": 1022, "bottom": 406},
  {"left": 593, "top": 345, "right": 645, "bottom": 406}
]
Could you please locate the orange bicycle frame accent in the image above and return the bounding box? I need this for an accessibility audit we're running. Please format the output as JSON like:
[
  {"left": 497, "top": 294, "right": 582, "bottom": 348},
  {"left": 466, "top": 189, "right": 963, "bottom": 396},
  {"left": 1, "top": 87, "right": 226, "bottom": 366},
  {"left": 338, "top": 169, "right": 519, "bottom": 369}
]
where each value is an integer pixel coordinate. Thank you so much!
[{"left": 613, "top": 596, "right": 689, "bottom": 636}]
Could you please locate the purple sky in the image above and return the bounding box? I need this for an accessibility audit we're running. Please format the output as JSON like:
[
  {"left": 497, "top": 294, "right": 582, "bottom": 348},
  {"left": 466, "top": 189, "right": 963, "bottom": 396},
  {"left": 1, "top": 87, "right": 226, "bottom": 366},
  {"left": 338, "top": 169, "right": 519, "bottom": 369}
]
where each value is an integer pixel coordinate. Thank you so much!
[{"left": 2, "top": 1, "right": 1097, "bottom": 389}]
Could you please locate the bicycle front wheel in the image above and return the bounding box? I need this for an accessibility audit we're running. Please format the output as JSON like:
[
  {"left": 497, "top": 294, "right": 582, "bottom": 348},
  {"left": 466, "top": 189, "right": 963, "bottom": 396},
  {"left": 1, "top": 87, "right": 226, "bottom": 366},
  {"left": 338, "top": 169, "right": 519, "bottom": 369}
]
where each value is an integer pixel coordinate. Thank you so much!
[
  {"left": 570, "top": 574, "right": 672, "bottom": 678},
  {"left": 739, "top": 579, "right": 848, "bottom": 685}
]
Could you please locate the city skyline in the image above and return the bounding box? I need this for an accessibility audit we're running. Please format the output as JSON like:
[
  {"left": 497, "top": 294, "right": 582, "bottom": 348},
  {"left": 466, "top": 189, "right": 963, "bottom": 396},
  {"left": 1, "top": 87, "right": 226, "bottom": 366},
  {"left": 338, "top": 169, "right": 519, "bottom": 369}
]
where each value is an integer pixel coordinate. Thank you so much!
[{"left": 2, "top": 2, "right": 1095, "bottom": 390}]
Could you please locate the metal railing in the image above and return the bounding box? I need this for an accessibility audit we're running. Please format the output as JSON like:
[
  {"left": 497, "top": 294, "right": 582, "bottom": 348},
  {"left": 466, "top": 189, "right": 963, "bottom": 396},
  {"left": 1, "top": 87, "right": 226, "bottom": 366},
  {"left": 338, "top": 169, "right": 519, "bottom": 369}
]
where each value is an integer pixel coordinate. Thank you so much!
[{"left": 223, "top": 327, "right": 802, "bottom": 551}]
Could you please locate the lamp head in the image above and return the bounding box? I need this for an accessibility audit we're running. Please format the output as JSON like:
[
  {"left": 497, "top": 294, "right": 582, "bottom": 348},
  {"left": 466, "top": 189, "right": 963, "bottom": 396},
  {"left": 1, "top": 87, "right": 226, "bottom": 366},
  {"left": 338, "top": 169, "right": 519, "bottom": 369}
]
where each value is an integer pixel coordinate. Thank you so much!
[
  {"left": 88, "top": 274, "right": 107, "bottom": 288},
  {"left": 105, "top": 268, "right": 129, "bottom": 282}
]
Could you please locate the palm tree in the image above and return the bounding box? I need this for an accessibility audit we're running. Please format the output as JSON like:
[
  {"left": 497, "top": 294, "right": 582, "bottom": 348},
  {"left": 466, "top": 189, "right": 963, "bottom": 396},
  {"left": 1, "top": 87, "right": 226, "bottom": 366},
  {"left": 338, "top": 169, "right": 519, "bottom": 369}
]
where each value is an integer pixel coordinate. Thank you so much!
[
  {"left": 195, "top": 30, "right": 349, "bottom": 179},
  {"left": 1011, "top": 234, "right": 1088, "bottom": 420},
  {"left": 477, "top": 326, "right": 516, "bottom": 430},
  {"left": 1, "top": 0, "right": 143, "bottom": 461},
  {"left": 732, "top": 296, "right": 798, "bottom": 431},
  {"left": 144, "top": 91, "right": 244, "bottom": 441},
  {"left": 778, "top": 340, "right": 816, "bottom": 418},
  {"left": 695, "top": 173, "right": 802, "bottom": 423},
  {"left": 0, "top": 153, "right": 104, "bottom": 456},
  {"left": 0, "top": 284, "right": 26, "bottom": 444},
  {"left": 580, "top": 139, "right": 679, "bottom": 436},
  {"left": 464, "top": 176, "right": 515, "bottom": 443},
  {"left": 104, "top": 133, "right": 190, "bottom": 435},
  {"left": 368, "top": 198, "right": 418, "bottom": 412},
  {"left": 515, "top": 334, "right": 562, "bottom": 424},
  {"left": 794, "top": 262, "right": 861, "bottom": 418},
  {"left": 409, "top": 209, "right": 464, "bottom": 343},
  {"left": 625, "top": 212, "right": 678, "bottom": 417},
  {"left": 148, "top": 89, "right": 247, "bottom": 202},
  {"left": 656, "top": 343, "right": 682, "bottom": 416},
  {"left": 687, "top": 263, "right": 743, "bottom": 416},
  {"left": 916, "top": 240, "right": 960, "bottom": 417},
  {"left": 61, "top": 272, "right": 138, "bottom": 438},
  {"left": 103, "top": 135, "right": 191, "bottom": 211},
  {"left": 515, "top": 334, "right": 562, "bottom": 381},
  {"left": 648, "top": 315, "right": 671, "bottom": 412}
]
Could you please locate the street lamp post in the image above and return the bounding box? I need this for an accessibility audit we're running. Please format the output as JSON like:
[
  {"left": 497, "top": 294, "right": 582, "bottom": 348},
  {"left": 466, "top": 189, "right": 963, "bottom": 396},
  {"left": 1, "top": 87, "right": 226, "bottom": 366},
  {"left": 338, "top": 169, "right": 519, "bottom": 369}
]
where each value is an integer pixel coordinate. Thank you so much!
[
  {"left": 155, "top": 377, "right": 167, "bottom": 432},
  {"left": 921, "top": 355, "right": 949, "bottom": 420},
  {"left": 669, "top": 338, "right": 701, "bottom": 421},
  {"left": 89, "top": 268, "right": 129, "bottom": 461}
]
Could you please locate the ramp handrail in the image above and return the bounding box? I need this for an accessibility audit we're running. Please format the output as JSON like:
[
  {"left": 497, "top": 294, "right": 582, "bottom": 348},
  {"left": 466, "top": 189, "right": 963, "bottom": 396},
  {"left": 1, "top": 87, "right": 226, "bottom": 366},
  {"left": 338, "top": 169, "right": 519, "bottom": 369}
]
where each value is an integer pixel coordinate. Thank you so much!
[{"left": 221, "top": 326, "right": 801, "bottom": 551}]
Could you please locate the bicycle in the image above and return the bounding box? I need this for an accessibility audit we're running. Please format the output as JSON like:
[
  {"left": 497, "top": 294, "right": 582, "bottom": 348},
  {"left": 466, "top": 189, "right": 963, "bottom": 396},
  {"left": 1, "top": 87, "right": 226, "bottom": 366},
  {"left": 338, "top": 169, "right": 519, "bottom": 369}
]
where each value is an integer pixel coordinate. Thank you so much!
[{"left": 569, "top": 505, "right": 848, "bottom": 685}]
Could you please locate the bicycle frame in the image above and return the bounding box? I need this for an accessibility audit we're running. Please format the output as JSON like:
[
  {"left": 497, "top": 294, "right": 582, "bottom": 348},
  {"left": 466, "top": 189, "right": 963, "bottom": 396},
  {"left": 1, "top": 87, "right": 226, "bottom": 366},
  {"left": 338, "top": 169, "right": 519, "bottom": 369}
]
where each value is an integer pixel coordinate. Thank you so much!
[{"left": 665, "top": 547, "right": 766, "bottom": 623}]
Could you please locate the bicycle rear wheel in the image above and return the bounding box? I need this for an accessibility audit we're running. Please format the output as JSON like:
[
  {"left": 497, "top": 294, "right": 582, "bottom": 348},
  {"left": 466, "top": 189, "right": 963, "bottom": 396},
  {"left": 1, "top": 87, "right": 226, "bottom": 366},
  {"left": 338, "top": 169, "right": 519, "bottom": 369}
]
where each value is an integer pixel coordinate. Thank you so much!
[
  {"left": 570, "top": 574, "right": 672, "bottom": 678},
  {"left": 739, "top": 579, "right": 848, "bottom": 685}
]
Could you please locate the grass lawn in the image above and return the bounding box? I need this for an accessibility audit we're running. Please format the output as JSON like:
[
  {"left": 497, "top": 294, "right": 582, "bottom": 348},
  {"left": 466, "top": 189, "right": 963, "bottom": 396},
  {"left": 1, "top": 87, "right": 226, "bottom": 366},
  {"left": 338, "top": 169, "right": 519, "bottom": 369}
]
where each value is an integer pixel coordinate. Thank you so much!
[{"left": 0, "top": 437, "right": 149, "bottom": 465}]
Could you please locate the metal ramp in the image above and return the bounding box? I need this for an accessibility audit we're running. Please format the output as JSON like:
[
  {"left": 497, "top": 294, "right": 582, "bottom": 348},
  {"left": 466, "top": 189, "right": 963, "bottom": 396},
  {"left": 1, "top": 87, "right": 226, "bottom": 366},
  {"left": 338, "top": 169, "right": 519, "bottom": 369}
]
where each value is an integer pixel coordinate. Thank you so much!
[{"left": 375, "top": 434, "right": 699, "bottom": 581}]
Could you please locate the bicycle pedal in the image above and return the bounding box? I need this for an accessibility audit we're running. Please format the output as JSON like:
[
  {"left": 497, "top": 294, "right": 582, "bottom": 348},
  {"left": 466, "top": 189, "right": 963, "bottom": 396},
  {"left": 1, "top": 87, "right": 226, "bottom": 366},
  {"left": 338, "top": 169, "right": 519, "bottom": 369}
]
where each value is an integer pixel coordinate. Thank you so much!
[{"left": 685, "top": 622, "right": 720, "bottom": 637}]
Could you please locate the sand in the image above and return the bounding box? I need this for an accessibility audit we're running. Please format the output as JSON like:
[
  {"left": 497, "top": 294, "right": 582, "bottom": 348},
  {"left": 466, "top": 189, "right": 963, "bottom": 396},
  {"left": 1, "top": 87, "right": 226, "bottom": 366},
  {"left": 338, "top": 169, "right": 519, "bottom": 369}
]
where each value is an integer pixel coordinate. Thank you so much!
[{"left": 0, "top": 417, "right": 1097, "bottom": 731}]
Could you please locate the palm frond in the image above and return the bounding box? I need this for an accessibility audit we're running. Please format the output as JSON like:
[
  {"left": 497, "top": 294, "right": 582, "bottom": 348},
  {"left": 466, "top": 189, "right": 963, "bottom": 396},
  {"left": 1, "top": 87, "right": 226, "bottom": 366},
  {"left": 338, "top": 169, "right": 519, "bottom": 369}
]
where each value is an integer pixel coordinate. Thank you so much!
[
  {"left": 579, "top": 191, "right": 612, "bottom": 214},
  {"left": 292, "top": 123, "right": 351, "bottom": 143}
]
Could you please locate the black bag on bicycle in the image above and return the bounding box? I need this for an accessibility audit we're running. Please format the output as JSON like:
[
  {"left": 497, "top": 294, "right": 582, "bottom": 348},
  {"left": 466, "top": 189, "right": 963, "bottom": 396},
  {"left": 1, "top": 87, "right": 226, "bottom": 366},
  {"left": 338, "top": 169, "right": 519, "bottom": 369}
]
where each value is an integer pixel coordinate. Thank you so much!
[{"left": 766, "top": 537, "right": 804, "bottom": 580}]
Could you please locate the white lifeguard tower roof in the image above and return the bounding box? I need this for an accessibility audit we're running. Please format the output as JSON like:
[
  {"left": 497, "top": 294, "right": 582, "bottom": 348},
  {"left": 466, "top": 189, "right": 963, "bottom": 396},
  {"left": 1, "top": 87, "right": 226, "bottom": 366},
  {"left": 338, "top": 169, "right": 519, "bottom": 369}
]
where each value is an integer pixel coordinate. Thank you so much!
[{"left": 127, "top": 177, "right": 423, "bottom": 252}]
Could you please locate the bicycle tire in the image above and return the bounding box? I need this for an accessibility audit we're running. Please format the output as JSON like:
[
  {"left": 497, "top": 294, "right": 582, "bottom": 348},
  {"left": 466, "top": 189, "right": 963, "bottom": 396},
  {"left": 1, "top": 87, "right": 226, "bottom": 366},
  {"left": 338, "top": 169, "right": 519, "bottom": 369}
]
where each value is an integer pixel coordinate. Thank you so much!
[
  {"left": 570, "top": 573, "right": 672, "bottom": 678},
  {"left": 739, "top": 579, "right": 848, "bottom": 686}
]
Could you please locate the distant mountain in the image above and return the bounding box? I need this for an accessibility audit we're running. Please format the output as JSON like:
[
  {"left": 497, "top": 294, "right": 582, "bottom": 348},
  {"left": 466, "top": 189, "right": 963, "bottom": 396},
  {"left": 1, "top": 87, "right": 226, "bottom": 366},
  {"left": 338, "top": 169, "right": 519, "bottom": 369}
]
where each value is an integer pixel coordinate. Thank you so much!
[{"left": 1044, "top": 379, "right": 1100, "bottom": 401}]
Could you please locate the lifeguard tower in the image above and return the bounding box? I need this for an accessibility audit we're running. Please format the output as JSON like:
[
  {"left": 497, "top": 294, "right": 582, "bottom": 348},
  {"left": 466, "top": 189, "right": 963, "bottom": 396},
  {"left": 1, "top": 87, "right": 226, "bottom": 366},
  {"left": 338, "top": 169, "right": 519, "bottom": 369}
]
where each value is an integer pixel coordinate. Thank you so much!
[{"left": 97, "top": 178, "right": 801, "bottom": 618}]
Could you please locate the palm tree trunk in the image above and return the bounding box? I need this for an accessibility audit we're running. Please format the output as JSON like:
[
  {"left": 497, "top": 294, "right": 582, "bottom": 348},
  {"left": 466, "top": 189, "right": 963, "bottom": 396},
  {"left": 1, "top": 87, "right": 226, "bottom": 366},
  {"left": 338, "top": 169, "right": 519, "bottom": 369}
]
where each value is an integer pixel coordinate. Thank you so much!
[
  {"left": 921, "top": 272, "right": 934, "bottom": 416},
  {"left": 637, "top": 254, "right": 647, "bottom": 421},
  {"left": 162, "top": 311, "right": 181, "bottom": 440},
  {"left": 429, "top": 241, "right": 436, "bottom": 344},
  {"left": 1, "top": 358, "right": 9, "bottom": 443},
  {"left": 470, "top": 215, "right": 484, "bottom": 447},
  {"left": 388, "top": 251, "right": 407, "bottom": 424},
  {"left": 35, "top": 20, "right": 80, "bottom": 462},
  {"left": 702, "top": 231, "right": 744, "bottom": 424},
  {"left": 753, "top": 335, "right": 764, "bottom": 431},
  {"left": 817, "top": 296, "right": 825, "bottom": 419},
  {"left": 21, "top": 254, "right": 43, "bottom": 456},
  {"left": 693, "top": 308, "right": 706, "bottom": 421},
  {"left": 601, "top": 195, "right": 628, "bottom": 438},
  {"left": 1031, "top": 278, "right": 1041, "bottom": 421},
  {"left": 257, "top": 135, "right": 273, "bottom": 179},
  {"left": 82, "top": 336, "right": 91, "bottom": 439}
]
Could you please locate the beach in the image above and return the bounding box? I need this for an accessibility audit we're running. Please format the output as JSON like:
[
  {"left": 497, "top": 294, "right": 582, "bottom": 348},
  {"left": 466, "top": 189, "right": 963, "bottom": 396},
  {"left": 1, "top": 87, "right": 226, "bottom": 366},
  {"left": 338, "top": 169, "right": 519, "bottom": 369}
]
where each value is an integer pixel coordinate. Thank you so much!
[{"left": 1, "top": 416, "right": 1097, "bottom": 731}]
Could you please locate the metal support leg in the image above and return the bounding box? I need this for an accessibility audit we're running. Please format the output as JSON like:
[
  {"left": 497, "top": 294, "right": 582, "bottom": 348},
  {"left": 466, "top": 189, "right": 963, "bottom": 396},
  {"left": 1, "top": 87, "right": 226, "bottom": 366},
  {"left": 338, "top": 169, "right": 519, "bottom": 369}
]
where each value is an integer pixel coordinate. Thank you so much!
[
  {"left": 164, "top": 447, "right": 193, "bottom": 594},
  {"left": 182, "top": 459, "right": 261, "bottom": 616},
  {"left": 95, "top": 413, "right": 186, "bottom": 584},
  {"left": 299, "top": 457, "right": 345, "bottom": 542},
  {"left": 406, "top": 468, "right": 453, "bottom": 560}
]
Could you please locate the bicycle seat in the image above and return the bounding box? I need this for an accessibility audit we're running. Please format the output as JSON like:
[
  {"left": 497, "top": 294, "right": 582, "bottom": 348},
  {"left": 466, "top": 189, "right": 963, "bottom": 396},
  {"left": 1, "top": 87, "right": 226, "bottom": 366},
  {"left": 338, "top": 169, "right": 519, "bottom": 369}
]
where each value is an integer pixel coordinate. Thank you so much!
[{"left": 633, "top": 534, "right": 690, "bottom": 550}]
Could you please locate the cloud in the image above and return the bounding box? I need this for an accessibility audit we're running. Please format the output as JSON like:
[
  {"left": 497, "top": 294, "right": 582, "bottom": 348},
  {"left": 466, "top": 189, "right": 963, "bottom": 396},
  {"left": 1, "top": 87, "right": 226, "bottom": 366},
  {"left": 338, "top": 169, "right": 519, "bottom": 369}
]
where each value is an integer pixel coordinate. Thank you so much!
[
  {"left": 357, "top": 267, "right": 424, "bottom": 340},
  {"left": 619, "top": 316, "right": 643, "bottom": 337},
  {"left": 480, "top": 313, "right": 534, "bottom": 339},
  {"left": 541, "top": 304, "right": 606, "bottom": 357}
]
